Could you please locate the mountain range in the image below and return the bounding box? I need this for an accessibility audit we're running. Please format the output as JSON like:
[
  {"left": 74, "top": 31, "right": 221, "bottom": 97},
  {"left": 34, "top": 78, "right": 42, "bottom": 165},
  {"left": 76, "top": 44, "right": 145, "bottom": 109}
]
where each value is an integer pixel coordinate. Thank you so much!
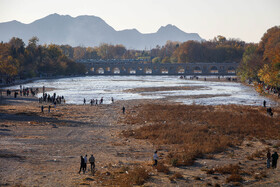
[{"left": 0, "top": 13, "right": 202, "bottom": 50}]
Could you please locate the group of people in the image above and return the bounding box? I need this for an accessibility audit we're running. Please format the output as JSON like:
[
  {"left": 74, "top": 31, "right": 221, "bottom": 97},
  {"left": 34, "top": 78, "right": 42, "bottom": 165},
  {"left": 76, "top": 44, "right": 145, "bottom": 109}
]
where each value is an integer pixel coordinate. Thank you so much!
[
  {"left": 79, "top": 154, "right": 96, "bottom": 174},
  {"left": 267, "top": 150, "right": 278, "bottom": 169},
  {"left": 258, "top": 83, "right": 280, "bottom": 98},
  {"left": 5, "top": 86, "right": 39, "bottom": 98},
  {"left": 21, "top": 86, "right": 38, "bottom": 97},
  {"left": 84, "top": 97, "right": 115, "bottom": 105},
  {"left": 39, "top": 92, "right": 65, "bottom": 113},
  {"left": 39, "top": 92, "right": 65, "bottom": 105}
]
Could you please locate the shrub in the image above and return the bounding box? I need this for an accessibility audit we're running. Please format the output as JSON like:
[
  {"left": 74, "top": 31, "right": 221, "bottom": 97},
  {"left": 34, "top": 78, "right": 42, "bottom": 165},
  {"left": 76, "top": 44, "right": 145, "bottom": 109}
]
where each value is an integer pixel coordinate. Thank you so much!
[
  {"left": 226, "top": 174, "right": 243, "bottom": 183},
  {"left": 173, "top": 172, "right": 184, "bottom": 179},
  {"left": 155, "top": 163, "right": 170, "bottom": 174},
  {"left": 129, "top": 167, "right": 150, "bottom": 185},
  {"left": 170, "top": 158, "right": 178, "bottom": 166},
  {"left": 206, "top": 164, "right": 241, "bottom": 175}
]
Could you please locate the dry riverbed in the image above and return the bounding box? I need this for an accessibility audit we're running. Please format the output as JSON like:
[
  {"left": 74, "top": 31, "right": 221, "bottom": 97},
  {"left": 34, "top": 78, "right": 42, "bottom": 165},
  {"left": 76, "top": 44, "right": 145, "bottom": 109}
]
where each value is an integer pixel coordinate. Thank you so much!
[{"left": 0, "top": 93, "right": 280, "bottom": 186}]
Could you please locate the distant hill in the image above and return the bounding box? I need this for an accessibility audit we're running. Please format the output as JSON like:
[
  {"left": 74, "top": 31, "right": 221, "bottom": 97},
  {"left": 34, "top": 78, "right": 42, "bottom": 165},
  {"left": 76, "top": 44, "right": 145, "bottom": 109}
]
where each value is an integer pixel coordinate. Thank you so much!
[{"left": 0, "top": 13, "right": 203, "bottom": 50}]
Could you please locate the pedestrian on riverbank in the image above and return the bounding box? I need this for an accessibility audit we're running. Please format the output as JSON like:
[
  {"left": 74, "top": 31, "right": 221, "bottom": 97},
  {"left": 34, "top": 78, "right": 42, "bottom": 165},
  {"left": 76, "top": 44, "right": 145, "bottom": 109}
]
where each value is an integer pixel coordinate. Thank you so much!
[
  {"left": 89, "top": 154, "right": 95, "bottom": 174},
  {"left": 78, "top": 156, "right": 85, "bottom": 174},
  {"left": 83, "top": 98, "right": 86, "bottom": 105},
  {"left": 41, "top": 105, "right": 44, "bottom": 113},
  {"left": 122, "top": 106, "right": 125, "bottom": 114},
  {"left": 263, "top": 100, "right": 266, "bottom": 107},
  {"left": 272, "top": 152, "right": 279, "bottom": 168},
  {"left": 48, "top": 105, "right": 51, "bottom": 113},
  {"left": 111, "top": 97, "right": 114, "bottom": 103},
  {"left": 84, "top": 155, "right": 88, "bottom": 172},
  {"left": 267, "top": 107, "right": 273, "bottom": 117},
  {"left": 267, "top": 150, "right": 271, "bottom": 168},
  {"left": 100, "top": 97, "right": 103, "bottom": 104},
  {"left": 153, "top": 151, "right": 159, "bottom": 166}
]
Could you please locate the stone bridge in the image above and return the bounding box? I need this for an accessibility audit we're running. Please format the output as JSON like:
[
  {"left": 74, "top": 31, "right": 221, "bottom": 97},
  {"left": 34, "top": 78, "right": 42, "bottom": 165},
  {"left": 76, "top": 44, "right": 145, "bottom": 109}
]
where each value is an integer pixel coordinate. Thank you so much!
[{"left": 76, "top": 59, "right": 238, "bottom": 76}]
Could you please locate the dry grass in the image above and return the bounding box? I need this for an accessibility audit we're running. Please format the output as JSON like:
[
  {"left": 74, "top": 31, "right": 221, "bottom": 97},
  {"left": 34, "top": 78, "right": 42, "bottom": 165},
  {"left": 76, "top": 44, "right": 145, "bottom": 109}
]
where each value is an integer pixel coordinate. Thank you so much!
[
  {"left": 155, "top": 163, "right": 170, "bottom": 174},
  {"left": 226, "top": 174, "right": 243, "bottom": 183},
  {"left": 94, "top": 165, "right": 150, "bottom": 186},
  {"left": 206, "top": 164, "right": 241, "bottom": 175},
  {"left": 122, "top": 104, "right": 280, "bottom": 166},
  {"left": 254, "top": 171, "right": 267, "bottom": 180},
  {"left": 247, "top": 149, "right": 264, "bottom": 160},
  {"left": 169, "top": 172, "right": 184, "bottom": 181}
]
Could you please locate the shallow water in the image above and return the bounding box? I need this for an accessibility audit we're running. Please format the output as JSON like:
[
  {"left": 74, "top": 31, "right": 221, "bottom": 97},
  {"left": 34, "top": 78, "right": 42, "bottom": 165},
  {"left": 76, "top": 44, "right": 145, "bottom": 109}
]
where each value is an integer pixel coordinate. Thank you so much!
[{"left": 6, "top": 76, "right": 277, "bottom": 106}]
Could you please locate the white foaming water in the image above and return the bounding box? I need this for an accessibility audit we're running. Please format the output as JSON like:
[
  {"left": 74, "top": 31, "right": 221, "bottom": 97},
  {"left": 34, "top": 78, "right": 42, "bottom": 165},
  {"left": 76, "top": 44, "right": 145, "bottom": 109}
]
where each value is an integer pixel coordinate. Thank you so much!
[{"left": 6, "top": 76, "right": 277, "bottom": 106}]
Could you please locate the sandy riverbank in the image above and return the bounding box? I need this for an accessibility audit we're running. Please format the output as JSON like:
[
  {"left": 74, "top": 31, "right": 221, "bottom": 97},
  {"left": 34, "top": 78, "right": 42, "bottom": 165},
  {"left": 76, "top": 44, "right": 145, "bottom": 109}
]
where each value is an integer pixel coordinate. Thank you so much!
[{"left": 0, "top": 92, "right": 280, "bottom": 186}]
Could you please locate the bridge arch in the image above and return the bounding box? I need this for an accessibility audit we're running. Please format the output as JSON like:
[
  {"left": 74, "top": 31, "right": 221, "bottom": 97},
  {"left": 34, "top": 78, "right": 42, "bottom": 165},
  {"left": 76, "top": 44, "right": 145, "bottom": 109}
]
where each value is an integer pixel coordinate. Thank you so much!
[
  {"left": 177, "top": 66, "right": 185, "bottom": 74},
  {"left": 96, "top": 67, "right": 104, "bottom": 74},
  {"left": 210, "top": 66, "right": 218, "bottom": 74},
  {"left": 112, "top": 67, "right": 120, "bottom": 74},
  {"left": 227, "top": 66, "right": 236, "bottom": 74},
  {"left": 160, "top": 67, "right": 168, "bottom": 74},
  {"left": 193, "top": 66, "right": 202, "bottom": 74},
  {"left": 144, "top": 67, "right": 152, "bottom": 74},
  {"left": 128, "top": 68, "right": 136, "bottom": 74}
]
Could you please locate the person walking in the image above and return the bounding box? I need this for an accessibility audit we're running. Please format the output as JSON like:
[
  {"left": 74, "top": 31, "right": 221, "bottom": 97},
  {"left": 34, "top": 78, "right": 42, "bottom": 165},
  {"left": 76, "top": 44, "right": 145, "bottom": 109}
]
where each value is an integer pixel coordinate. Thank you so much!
[
  {"left": 41, "top": 105, "right": 44, "bottom": 113},
  {"left": 84, "top": 154, "right": 88, "bottom": 172},
  {"left": 267, "top": 150, "right": 271, "bottom": 168},
  {"left": 78, "top": 156, "right": 85, "bottom": 174},
  {"left": 153, "top": 151, "right": 159, "bottom": 166},
  {"left": 89, "top": 154, "right": 95, "bottom": 174},
  {"left": 272, "top": 152, "right": 279, "bottom": 168},
  {"left": 263, "top": 100, "right": 266, "bottom": 107},
  {"left": 122, "top": 106, "right": 125, "bottom": 114},
  {"left": 83, "top": 98, "right": 86, "bottom": 105},
  {"left": 48, "top": 105, "right": 51, "bottom": 113}
]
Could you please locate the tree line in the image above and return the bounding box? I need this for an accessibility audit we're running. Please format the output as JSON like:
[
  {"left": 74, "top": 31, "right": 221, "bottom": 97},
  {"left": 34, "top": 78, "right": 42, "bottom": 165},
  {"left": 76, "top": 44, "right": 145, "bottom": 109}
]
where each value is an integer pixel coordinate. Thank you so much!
[
  {"left": 1, "top": 26, "right": 279, "bottom": 87},
  {"left": 59, "top": 37, "right": 245, "bottom": 64},
  {"left": 238, "top": 26, "right": 280, "bottom": 88},
  {"left": 0, "top": 37, "right": 86, "bottom": 83}
]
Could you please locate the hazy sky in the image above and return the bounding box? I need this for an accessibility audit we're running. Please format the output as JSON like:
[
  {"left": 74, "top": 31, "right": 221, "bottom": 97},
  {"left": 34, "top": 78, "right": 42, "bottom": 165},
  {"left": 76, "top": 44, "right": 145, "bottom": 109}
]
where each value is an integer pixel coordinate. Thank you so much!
[{"left": 0, "top": 0, "right": 279, "bottom": 43}]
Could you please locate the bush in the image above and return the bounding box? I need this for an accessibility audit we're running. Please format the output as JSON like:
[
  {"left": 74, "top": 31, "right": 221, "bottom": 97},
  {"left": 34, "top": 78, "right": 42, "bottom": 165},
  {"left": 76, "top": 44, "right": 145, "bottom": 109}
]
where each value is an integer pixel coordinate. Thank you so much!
[
  {"left": 226, "top": 174, "right": 243, "bottom": 183},
  {"left": 155, "top": 163, "right": 170, "bottom": 174},
  {"left": 206, "top": 164, "right": 241, "bottom": 175},
  {"left": 170, "top": 158, "right": 178, "bottom": 166}
]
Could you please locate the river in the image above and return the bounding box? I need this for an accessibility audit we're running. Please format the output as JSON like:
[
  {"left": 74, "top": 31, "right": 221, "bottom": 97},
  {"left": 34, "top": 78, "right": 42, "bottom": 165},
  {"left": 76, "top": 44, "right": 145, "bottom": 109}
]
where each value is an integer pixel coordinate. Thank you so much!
[{"left": 5, "top": 76, "right": 277, "bottom": 106}]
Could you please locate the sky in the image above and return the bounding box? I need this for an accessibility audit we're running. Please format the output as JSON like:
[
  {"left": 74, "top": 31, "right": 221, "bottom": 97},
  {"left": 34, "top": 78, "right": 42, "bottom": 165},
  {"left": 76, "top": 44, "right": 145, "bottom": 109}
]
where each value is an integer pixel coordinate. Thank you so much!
[{"left": 0, "top": 0, "right": 279, "bottom": 43}]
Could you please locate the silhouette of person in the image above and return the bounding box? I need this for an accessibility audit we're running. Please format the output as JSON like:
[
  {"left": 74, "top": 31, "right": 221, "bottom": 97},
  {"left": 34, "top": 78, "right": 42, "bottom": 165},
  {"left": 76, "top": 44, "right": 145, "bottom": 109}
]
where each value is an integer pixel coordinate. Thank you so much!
[
  {"left": 78, "top": 156, "right": 85, "bottom": 174},
  {"left": 272, "top": 152, "right": 279, "bottom": 168},
  {"left": 267, "top": 150, "right": 271, "bottom": 168}
]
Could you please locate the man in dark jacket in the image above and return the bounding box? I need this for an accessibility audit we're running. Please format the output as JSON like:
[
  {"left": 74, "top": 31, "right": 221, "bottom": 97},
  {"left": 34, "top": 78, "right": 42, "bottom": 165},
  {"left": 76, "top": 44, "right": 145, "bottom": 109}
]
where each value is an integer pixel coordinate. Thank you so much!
[
  {"left": 271, "top": 152, "right": 279, "bottom": 168},
  {"left": 78, "top": 156, "right": 85, "bottom": 174}
]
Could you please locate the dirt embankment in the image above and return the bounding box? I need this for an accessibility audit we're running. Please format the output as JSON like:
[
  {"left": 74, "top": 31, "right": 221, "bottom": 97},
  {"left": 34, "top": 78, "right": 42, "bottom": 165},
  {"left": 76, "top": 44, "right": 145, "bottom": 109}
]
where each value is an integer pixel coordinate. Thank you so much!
[{"left": 0, "top": 94, "right": 280, "bottom": 186}]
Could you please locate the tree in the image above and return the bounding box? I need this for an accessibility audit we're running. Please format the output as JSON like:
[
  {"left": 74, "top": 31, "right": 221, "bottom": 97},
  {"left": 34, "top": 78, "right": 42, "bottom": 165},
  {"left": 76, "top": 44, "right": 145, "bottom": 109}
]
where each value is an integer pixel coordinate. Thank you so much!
[
  {"left": 28, "top": 36, "right": 39, "bottom": 49},
  {"left": 257, "top": 26, "right": 280, "bottom": 87}
]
